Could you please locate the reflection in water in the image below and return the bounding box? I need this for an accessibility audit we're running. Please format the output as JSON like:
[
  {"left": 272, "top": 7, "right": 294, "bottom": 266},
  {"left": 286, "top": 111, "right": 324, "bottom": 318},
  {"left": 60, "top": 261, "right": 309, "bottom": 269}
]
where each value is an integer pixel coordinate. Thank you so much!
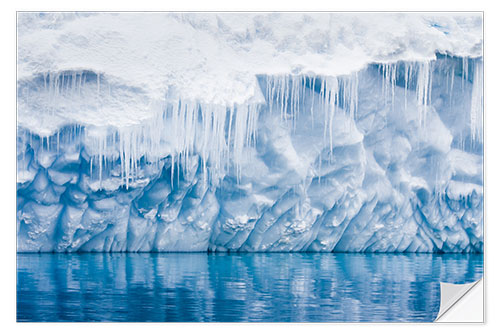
[{"left": 17, "top": 253, "right": 483, "bottom": 322}]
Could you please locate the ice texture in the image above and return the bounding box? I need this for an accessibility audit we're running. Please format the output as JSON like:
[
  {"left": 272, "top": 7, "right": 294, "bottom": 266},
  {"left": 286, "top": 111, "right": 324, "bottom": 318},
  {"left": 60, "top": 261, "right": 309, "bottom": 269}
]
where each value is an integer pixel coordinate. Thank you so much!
[{"left": 17, "top": 13, "right": 483, "bottom": 252}]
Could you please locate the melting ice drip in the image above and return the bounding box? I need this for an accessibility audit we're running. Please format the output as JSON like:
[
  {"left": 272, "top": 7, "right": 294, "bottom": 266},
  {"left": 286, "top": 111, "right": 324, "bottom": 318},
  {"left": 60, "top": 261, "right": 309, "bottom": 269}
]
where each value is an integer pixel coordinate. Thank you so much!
[{"left": 17, "top": 56, "right": 483, "bottom": 190}]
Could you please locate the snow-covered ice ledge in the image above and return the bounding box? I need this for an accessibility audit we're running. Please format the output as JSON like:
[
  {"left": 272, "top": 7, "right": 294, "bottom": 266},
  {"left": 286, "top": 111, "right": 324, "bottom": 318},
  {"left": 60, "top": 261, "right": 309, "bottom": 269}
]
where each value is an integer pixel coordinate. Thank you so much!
[{"left": 17, "top": 13, "right": 483, "bottom": 252}]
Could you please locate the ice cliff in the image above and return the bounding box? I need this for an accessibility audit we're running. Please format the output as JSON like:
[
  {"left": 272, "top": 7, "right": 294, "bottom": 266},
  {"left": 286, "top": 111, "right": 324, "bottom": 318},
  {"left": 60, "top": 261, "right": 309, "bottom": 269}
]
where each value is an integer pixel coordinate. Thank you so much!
[{"left": 17, "top": 13, "right": 483, "bottom": 252}]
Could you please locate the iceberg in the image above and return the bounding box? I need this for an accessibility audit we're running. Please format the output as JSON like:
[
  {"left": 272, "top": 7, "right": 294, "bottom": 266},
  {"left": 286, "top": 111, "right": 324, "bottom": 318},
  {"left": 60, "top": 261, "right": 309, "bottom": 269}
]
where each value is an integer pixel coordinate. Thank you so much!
[{"left": 17, "top": 13, "right": 483, "bottom": 252}]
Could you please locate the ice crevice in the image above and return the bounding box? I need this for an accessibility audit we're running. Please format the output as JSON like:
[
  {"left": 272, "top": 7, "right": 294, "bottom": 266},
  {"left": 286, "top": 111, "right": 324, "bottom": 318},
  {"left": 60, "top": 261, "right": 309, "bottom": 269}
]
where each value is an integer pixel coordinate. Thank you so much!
[{"left": 17, "top": 55, "right": 483, "bottom": 253}]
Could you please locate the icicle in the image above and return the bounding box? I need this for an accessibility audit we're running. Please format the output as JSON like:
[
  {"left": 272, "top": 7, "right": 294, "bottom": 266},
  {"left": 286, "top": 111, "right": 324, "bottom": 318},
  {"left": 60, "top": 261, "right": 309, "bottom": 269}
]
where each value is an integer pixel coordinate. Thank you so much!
[
  {"left": 381, "top": 63, "right": 397, "bottom": 111},
  {"left": 78, "top": 71, "right": 83, "bottom": 96},
  {"left": 381, "top": 64, "right": 386, "bottom": 99},
  {"left": 290, "top": 76, "right": 301, "bottom": 130},
  {"left": 349, "top": 72, "right": 359, "bottom": 119},
  {"left": 462, "top": 57, "right": 469, "bottom": 92},
  {"left": 65, "top": 72, "right": 71, "bottom": 92},
  {"left": 98, "top": 134, "right": 103, "bottom": 186},
  {"left": 323, "top": 79, "right": 330, "bottom": 143},
  {"left": 90, "top": 156, "right": 93, "bottom": 179},
  {"left": 72, "top": 72, "right": 77, "bottom": 93},
  {"left": 449, "top": 63, "right": 455, "bottom": 113},
  {"left": 416, "top": 61, "right": 433, "bottom": 126},
  {"left": 404, "top": 63, "right": 411, "bottom": 111},
  {"left": 326, "top": 77, "right": 339, "bottom": 153},
  {"left": 390, "top": 64, "right": 396, "bottom": 112},
  {"left": 310, "top": 76, "right": 316, "bottom": 117},
  {"left": 470, "top": 60, "right": 483, "bottom": 142},
  {"left": 170, "top": 154, "right": 175, "bottom": 189},
  {"left": 284, "top": 76, "right": 290, "bottom": 123},
  {"left": 97, "top": 73, "right": 100, "bottom": 95},
  {"left": 60, "top": 73, "right": 65, "bottom": 94}
]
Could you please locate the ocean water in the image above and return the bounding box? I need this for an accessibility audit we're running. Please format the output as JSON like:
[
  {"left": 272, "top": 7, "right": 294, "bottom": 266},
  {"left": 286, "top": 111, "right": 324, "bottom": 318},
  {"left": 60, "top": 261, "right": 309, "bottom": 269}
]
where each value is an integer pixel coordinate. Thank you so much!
[{"left": 17, "top": 253, "right": 483, "bottom": 322}]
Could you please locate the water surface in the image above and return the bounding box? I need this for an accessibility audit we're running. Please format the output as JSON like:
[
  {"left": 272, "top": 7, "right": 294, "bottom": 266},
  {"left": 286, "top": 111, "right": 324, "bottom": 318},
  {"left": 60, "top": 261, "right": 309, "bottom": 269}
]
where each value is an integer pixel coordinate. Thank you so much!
[{"left": 17, "top": 253, "right": 483, "bottom": 322}]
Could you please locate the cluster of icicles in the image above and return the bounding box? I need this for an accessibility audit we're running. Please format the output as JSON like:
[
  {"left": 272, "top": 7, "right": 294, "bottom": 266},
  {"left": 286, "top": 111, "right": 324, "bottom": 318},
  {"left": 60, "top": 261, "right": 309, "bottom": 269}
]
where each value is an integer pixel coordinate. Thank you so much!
[{"left": 19, "top": 57, "right": 483, "bottom": 189}]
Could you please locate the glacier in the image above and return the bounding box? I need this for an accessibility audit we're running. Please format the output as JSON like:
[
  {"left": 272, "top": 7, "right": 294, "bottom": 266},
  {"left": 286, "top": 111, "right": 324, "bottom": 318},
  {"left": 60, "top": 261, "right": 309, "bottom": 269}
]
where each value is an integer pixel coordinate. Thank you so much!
[{"left": 16, "top": 13, "right": 483, "bottom": 253}]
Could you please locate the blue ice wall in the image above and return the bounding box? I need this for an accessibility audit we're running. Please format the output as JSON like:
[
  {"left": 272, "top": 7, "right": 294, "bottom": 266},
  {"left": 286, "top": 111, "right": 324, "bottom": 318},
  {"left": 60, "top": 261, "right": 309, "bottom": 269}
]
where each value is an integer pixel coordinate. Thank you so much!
[{"left": 17, "top": 56, "right": 483, "bottom": 252}]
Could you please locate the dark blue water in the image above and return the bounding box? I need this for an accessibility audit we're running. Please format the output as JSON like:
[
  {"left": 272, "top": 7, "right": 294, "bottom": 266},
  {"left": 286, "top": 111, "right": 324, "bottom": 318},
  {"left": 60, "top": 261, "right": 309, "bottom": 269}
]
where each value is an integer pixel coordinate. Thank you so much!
[{"left": 17, "top": 253, "right": 483, "bottom": 322}]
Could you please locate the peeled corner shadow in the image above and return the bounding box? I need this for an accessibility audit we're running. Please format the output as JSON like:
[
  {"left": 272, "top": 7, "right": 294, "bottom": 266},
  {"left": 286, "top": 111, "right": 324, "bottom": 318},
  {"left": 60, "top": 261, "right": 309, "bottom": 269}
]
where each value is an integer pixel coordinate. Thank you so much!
[{"left": 434, "top": 278, "right": 483, "bottom": 322}]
